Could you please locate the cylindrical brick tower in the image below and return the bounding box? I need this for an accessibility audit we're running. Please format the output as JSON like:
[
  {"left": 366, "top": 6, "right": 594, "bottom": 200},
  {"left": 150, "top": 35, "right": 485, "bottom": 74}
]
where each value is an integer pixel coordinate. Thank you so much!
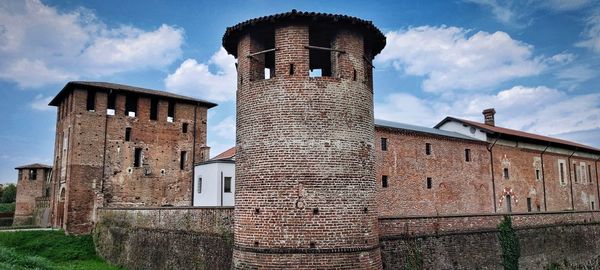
[{"left": 223, "top": 10, "right": 386, "bottom": 269}]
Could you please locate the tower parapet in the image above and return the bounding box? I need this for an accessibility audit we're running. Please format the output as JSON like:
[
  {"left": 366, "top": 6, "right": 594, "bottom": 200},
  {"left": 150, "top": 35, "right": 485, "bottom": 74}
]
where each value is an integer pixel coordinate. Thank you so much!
[{"left": 223, "top": 10, "right": 386, "bottom": 269}]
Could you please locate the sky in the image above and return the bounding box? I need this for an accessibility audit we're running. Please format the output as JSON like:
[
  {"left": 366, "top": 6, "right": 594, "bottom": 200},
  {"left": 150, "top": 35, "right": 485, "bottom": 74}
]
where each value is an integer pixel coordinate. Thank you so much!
[{"left": 1, "top": 0, "right": 599, "bottom": 183}]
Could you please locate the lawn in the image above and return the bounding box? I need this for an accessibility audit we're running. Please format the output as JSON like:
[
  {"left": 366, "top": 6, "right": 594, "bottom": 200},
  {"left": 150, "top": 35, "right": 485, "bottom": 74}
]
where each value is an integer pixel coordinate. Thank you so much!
[
  {"left": 0, "top": 230, "right": 121, "bottom": 270},
  {"left": 0, "top": 203, "right": 15, "bottom": 213}
]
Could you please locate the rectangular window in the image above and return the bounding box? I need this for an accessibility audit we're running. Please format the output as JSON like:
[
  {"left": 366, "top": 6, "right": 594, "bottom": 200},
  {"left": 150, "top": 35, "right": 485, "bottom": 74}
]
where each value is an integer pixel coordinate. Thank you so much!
[
  {"left": 581, "top": 164, "right": 587, "bottom": 182},
  {"left": 182, "top": 123, "right": 188, "bottom": 134},
  {"left": 224, "top": 177, "right": 232, "bottom": 193},
  {"left": 527, "top": 198, "right": 532, "bottom": 212},
  {"left": 107, "top": 91, "right": 116, "bottom": 115},
  {"left": 573, "top": 164, "right": 578, "bottom": 183},
  {"left": 249, "top": 31, "right": 275, "bottom": 81},
  {"left": 559, "top": 162, "right": 566, "bottom": 184},
  {"left": 465, "top": 149, "right": 471, "bottom": 162},
  {"left": 592, "top": 201, "right": 596, "bottom": 210},
  {"left": 150, "top": 97, "right": 158, "bottom": 120},
  {"left": 197, "top": 177, "right": 202, "bottom": 194},
  {"left": 381, "top": 138, "right": 388, "bottom": 151},
  {"left": 125, "top": 127, "right": 131, "bottom": 142},
  {"left": 426, "top": 177, "right": 432, "bottom": 189},
  {"left": 589, "top": 165, "right": 593, "bottom": 183},
  {"left": 125, "top": 94, "right": 138, "bottom": 117},
  {"left": 134, "top": 148, "right": 142, "bottom": 167},
  {"left": 167, "top": 101, "right": 175, "bottom": 122},
  {"left": 535, "top": 169, "right": 541, "bottom": 181},
  {"left": 180, "top": 151, "right": 187, "bottom": 170},
  {"left": 503, "top": 168, "right": 509, "bottom": 180},
  {"left": 86, "top": 90, "right": 95, "bottom": 111},
  {"left": 425, "top": 143, "right": 431, "bottom": 155},
  {"left": 29, "top": 169, "right": 37, "bottom": 180},
  {"left": 308, "top": 27, "right": 333, "bottom": 77},
  {"left": 382, "top": 175, "right": 388, "bottom": 188}
]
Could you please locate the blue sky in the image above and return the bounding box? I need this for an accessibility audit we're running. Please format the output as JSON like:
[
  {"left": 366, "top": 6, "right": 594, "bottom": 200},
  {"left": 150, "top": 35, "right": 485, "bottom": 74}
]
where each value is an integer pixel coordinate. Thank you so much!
[{"left": 1, "top": 0, "right": 599, "bottom": 183}]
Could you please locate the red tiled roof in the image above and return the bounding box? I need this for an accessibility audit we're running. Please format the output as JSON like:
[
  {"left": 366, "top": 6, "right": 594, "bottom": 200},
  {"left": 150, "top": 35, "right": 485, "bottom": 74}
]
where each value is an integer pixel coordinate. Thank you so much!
[
  {"left": 212, "top": 147, "right": 236, "bottom": 160},
  {"left": 435, "top": 117, "right": 600, "bottom": 153}
]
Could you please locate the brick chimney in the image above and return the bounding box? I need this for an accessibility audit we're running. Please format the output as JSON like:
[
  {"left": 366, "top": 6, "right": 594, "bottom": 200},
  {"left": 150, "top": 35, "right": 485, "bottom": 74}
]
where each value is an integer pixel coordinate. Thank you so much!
[{"left": 483, "top": 108, "right": 496, "bottom": 126}]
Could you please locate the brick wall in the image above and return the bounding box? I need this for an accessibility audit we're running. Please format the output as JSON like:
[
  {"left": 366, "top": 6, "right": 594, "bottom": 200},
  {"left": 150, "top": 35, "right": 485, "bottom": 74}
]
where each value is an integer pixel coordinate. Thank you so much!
[
  {"left": 375, "top": 128, "right": 493, "bottom": 216},
  {"left": 94, "top": 207, "right": 233, "bottom": 270},
  {"left": 379, "top": 212, "right": 600, "bottom": 269}
]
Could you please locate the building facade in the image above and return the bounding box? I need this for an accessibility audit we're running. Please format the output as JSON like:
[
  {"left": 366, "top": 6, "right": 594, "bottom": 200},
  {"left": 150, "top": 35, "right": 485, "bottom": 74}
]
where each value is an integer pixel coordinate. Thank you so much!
[
  {"left": 13, "top": 163, "right": 52, "bottom": 226},
  {"left": 193, "top": 147, "right": 235, "bottom": 207},
  {"left": 48, "top": 81, "right": 216, "bottom": 234},
  {"left": 223, "top": 10, "right": 386, "bottom": 269}
]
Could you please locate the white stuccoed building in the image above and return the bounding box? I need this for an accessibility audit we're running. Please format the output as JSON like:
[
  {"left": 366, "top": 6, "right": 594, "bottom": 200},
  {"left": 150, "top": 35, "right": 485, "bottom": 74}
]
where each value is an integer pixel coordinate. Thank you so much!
[{"left": 193, "top": 147, "right": 235, "bottom": 206}]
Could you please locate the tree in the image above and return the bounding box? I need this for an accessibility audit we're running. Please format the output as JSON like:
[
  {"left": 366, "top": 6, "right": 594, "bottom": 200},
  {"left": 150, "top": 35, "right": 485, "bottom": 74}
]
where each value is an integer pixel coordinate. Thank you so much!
[
  {"left": 498, "top": 215, "right": 520, "bottom": 270},
  {"left": 0, "top": 184, "right": 16, "bottom": 203}
]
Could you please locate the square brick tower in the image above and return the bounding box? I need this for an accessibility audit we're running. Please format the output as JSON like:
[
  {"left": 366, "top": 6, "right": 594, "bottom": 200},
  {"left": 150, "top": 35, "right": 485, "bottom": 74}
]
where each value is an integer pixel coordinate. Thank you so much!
[
  {"left": 13, "top": 163, "right": 52, "bottom": 226},
  {"left": 223, "top": 10, "right": 386, "bottom": 269},
  {"left": 48, "top": 81, "right": 216, "bottom": 234}
]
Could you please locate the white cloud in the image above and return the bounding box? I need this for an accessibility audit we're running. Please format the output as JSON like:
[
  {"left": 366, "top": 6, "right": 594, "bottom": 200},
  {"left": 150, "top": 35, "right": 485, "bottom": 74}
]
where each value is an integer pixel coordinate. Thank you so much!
[
  {"left": 375, "top": 26, "right": 546, "bottom": 93},
  {"left": 0, "top": 0, "right": 184, "bottom": 88},
  {"left": 465, "top": 0, "right": 594, "bottom": 26},
  {"left": 576, "top": 9, "right": 600, "bottom": 53},
  {"left": 211, "top": 116, "right": 236, "bottom": 140},
  {"left": 375, "top": 85, "right": 600, "bottom": 139},
  {"left": 556, "top": 64, "right": 596, "bottom": 89},
  {"left": 164, "top": 47, "right": 237, "bottom": 102},
  {"left": 30, "top": 94, "right": 54, "bottom": 111}
]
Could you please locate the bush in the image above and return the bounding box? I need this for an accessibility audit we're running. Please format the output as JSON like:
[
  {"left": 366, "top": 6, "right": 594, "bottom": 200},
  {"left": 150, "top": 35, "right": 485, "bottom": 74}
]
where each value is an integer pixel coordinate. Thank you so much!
[
  {"left": 0, "top": 185, "right": 16, "bottom": 204},
  {"left": 0, "top": 203, "right": 15, "bottom": 213},
  {"left": 498, "top": 215, "right": 520, "bottom": 270}
]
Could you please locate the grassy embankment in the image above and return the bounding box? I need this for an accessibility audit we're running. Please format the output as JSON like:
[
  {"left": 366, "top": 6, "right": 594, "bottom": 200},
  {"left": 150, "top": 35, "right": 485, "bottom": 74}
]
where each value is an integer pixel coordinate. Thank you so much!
[{"left": 0, "top": 230, "right": 120, "bottom": 270}]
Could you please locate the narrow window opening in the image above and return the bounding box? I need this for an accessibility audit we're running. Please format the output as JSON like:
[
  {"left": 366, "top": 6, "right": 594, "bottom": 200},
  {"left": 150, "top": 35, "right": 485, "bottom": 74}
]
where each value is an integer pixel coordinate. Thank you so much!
[
  {"left": 381, "top": 138, "right": 388, "bottom": 151},
  {"left": 150, "top": 97, "right": 158, "bottom": 120},
  {"left": 574, "top": 164, "right": 578, "bottom": 183},
  {"left": 18, "top": 170, "right": 22, "bottom": 181},
  {"left": 107, "top": 91, "right": 116, "bottom": 115},
  {"left": 353, "top": 69, "right": 357, "bottom": 81},
  {"left": 426, "top": 177, "right": 432, "bottom": 189},
  {"left": 248, "top": 29, "right": 275, "bottom": 81},
  {"left": 527, "top": 198, "right": 532, "bottom": 212},
  {"left": 535, "top": 169, "right": 541, "bottom": 180},
  {"left": 559, "top": 162, "right": 565, "bottom": 184},
  {"left": 308, "top": 27, "right": 333, "bottom": 77},
  {"left": 382, "top": 175, "right": 388, "bottom": 188},
  {"left": 29, "top": 169, "right": 37, "bottom": 180},
  {"left": 425, "top": 143, "right": 431, "bottom": 155},
  {"left": 197, "top": 177, "right": 202, "bottom": 194},
  {"left": 182, "top": 123, "right": 188, "bottom": 134},
  {"left": 581, "top": 164, "right": 587, "bottom": 182},
  {"left": 589, "top": 165, "right": 593, "bottom": 183},
  {"left": 313, "top": 208, "right": 319, "bottom": 215},
  {"left": 592, "top": 201, "right": 596, "bottom": 210},
  {"left": 125, "top": 127, "right": 131, "bottom": 142},
  {"left": 180, "top": 151, "right": 187, "bottom": 170},
  {"left": 134, "top": 148, "right": 142, "bottom": 167},
  {"left": 86, "top": 90, "right": 95, "bottom": 111},
  {"left": 506, "top": 195, "right": 512, "bottom": 212},
  {"left": 167, "top": 101, "right": 175, "bottom": 122},
  {"left": 289, "top": 63, "right": 294, "bottom": 75},
  {"left": 465, "top": 149, "right": 471, "bottom": 162},
  {"left": 224, "top": 176, "right": 232, "bottom": 193},
  {"left": 503, "top": 168, "right": 509, "bottom": 180},
  {"left": 125, "top": 94, "right": 138, "bottom": 117}
]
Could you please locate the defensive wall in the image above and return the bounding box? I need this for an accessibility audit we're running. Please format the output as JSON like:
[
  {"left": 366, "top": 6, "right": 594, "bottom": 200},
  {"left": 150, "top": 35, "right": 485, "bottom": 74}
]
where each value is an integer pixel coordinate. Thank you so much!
[{"left": 95, "top": 208, "right": 600, "bottom": 269}]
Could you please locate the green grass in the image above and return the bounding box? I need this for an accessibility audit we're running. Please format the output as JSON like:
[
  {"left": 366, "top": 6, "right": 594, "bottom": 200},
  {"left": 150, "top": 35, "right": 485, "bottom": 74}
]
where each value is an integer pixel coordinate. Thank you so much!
[
  {"left": 0, "top": 230, "right": 121, "bottom": 270},
  {"left": 0, "top": 203, "right": 15, "bottom": 213}
]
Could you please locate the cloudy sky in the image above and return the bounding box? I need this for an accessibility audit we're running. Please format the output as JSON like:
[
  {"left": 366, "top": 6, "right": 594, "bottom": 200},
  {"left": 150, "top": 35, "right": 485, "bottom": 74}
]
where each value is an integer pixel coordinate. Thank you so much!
[{"left": 1, "top": 0, "right": 599, "bottom": 183}]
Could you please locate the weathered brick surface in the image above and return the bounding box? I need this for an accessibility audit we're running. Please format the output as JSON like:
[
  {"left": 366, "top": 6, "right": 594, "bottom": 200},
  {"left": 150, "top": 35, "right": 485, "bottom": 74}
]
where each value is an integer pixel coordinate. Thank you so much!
[
  {"left": 94, "top": 207, "right": 233, "bottom": 270},
  {"left": 13, "top": 167, "right": 51, "bottom": 225},
  {"left": 375, "top": 128, "right": 492, "bottom": 216},
  {"left": 232, "top": 23, "right": 382, "bottom": 268},
  {"left": 49, "top": 85, "right": 211, "bottom": 234}
]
